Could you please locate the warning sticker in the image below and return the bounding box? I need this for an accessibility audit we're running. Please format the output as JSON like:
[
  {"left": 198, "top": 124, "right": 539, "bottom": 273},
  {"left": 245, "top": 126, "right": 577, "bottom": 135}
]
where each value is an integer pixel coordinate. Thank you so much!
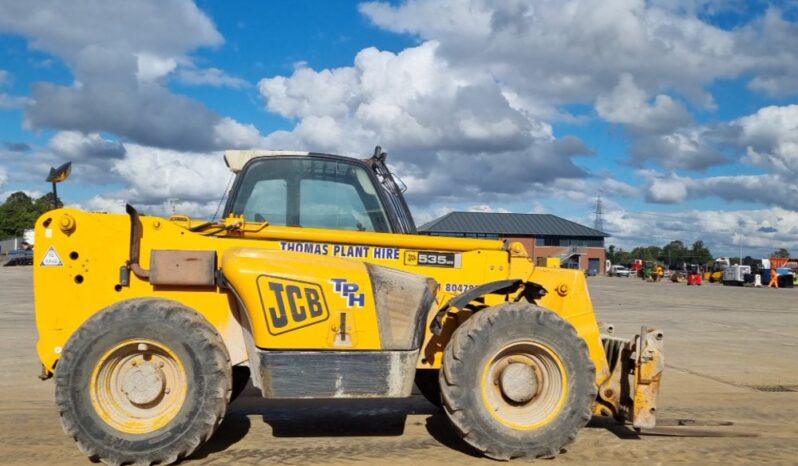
[{"left": 40, "top": 246, "right": 63, "bottom": 267}]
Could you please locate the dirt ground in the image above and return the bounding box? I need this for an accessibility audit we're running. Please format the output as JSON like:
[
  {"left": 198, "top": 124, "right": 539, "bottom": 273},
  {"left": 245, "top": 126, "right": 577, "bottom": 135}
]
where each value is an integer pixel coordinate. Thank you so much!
[{"left": 1, "top": 266, "right": 797, "bottom": 465}]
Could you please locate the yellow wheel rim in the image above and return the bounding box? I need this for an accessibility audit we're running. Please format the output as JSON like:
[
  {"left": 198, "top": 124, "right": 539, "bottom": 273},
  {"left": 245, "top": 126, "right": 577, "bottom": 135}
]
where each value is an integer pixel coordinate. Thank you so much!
[
  {"left": 481, "top": 340, "right": 568, "bottom": 430},
  {"left": 90, "top": 339, "right": 187, "bottom": 434}
]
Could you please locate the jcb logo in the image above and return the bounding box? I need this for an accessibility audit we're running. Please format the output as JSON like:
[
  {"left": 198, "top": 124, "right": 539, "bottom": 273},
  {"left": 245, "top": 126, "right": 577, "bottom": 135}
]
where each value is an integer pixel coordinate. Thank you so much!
[{"left": 257, "top": 276, "right": 329, "bottom": 335}]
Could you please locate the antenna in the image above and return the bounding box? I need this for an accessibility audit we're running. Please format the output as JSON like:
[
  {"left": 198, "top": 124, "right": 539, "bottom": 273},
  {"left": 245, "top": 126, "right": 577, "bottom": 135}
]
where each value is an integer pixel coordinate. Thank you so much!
[
  {"left": 593, "top": 195, "right": 604, "bottom": 232},
  {"left": 167, "top": 198, "right": 178, "bottom": 215},
  {"left": 212, "top": 174, "right": 235, "bottom": 222}
]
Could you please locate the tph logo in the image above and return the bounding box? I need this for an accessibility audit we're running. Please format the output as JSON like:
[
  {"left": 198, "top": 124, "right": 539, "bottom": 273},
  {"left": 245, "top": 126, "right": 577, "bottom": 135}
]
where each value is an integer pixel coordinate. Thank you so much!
[{"left": 329, "top": 279, "right": 365, "bottom": 308}]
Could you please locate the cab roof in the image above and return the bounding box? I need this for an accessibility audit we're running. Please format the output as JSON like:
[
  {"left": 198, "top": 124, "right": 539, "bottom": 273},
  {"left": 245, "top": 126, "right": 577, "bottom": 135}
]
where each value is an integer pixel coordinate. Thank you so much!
[{"left": 224, "top": 150, "right": 311, "bottom": 173}]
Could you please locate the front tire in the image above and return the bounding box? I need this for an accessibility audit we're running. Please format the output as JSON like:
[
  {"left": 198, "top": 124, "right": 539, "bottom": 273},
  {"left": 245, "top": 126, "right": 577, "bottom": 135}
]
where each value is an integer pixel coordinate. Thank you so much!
[
  {"left": 55, "top": 299, "right": 232, "bottom": 466},
  {"left": 439, "top": 303, "right": 595, "bottom": 460}
]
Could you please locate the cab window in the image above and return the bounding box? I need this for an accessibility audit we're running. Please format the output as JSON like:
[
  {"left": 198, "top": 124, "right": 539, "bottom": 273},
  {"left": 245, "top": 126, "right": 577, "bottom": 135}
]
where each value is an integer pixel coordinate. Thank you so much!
[
  {"left": 240, "top": 178, "right": 287, "bottom": 224},
  {"left": 229, "top": 157, "right": 392, "bottom": 232}
]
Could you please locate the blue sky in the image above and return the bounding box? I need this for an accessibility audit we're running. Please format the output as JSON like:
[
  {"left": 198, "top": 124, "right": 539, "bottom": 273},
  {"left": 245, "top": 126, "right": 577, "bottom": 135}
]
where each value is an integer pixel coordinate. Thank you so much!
[{"left": 1, "top": 0, "right": 797, "bottom": 256}]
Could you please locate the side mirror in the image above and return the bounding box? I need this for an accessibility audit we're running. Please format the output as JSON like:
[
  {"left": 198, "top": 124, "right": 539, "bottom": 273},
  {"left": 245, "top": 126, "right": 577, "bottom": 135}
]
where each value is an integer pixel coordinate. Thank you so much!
[{"left": 45, "top": 161, "right": 72, "bottom": 208}]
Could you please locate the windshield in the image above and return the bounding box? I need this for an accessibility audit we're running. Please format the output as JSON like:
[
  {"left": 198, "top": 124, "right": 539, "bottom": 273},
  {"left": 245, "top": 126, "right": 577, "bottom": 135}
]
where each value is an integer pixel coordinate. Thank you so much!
[{"left": 228, "top": 157, "right": 392, "bottom": 232}]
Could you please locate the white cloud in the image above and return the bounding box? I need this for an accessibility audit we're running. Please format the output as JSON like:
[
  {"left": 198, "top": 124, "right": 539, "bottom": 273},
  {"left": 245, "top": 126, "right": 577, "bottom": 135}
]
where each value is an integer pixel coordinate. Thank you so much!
[
  {"left": 0, "top": 165, "right": 7, "bottom": 187},
  {"left": 362, "top": 1, "right": 798, "bottom": 105},
  {"left": 213, "top": 117, "right": 263, "bottom": 148},
  {"left": 260, "top": 65, "right": 361, "bottom": 119},
  {"left": 177, "top": 67, "right": 249, "bottom": 88},
  {"left": 357, "top": 0, "right": 798, "bottom": 176},
  {"left": 734, "top": 104, "right": 798, "bottom": 175},
  {"left": 109, "top": 144, "right": 231, "bottom": 205},
  {"left": 413, "top": 205, "right": 453, "bottom": 226},
  {"left": 467, "top": 204, "right": 511, "bottom": 213},
  {"left": 49, "top": 131, "right": 125, "bottom": 160},
  {"left": 135, "top": 53, "right": 179, "bottom": 82},
  {"left": 0, "top": 93, "right": 28, "bottom": 109},
  {"left": 646, "top": 174, "right": 691, "bottom": 203},
  {"left": 605, "top": 206, "right": 798, "bottom": 254},
  {"left": 624, "top": 103, "right": 798, "bottom": 173},
  {"left": 77, "top": 194, "right": 221, "bottom": 219},
  {"left": 642, "top": 170, "right": 798, "bottom": 209},
  {"left": 631, "top": 126, "right": 727, "bottom": 170},
  {"left": 601, "top": 177, "right": 638, "bottom": 198},
  {"left": 596, "top": 73, "right": 691, "bottom": 134},
  {"left": 742, "top": 9, "right": 798, "bottom": 96},
  {"left": 0, "top": 69, "right": 28, "bottom": 110},
  {"left": 0, "top": 0, "right": 222, "bottom": 64},
  {"left": 0, "top": 0, "right": 262, "bottom": 152},
  {"left": 259, "top": 42, "right": 537, "bottom": 154},
  {"left": 360, "top": 0, "right": 745, "bottom": 109},
  {"left": 1, "top": 0, "right": 796, "bottom": 253},
  {"left": 75, "top": 195, "right": 126, "bottom": 214},
  {"left": 0, "top": 139, "right": 122, "bottom": 186},
  {"left": 257, "top": 41, "right": 593, "bottom": 208}
]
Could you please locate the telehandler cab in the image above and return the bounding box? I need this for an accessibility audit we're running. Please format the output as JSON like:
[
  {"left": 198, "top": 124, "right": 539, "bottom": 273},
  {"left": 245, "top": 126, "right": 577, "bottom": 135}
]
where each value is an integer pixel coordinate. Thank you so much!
[{"left": 34, "top": 147, "right": 663, "bottom": 464}]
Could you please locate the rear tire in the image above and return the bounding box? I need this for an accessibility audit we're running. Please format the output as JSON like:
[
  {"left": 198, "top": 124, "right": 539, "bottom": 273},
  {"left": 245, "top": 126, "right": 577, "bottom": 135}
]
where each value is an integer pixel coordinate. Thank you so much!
[
  {"left": 55, "top": 298, "right": 232, "bottom": 466},
  {"left": 439, "top": 303, "right": 595, "bottom": 460}
]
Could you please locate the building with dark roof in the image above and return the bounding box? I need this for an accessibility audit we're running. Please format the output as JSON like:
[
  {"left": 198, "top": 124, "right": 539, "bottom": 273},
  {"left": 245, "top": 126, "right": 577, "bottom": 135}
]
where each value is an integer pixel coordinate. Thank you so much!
[{"left": 419, "top": 211, "right": 610, "bottom": 274}]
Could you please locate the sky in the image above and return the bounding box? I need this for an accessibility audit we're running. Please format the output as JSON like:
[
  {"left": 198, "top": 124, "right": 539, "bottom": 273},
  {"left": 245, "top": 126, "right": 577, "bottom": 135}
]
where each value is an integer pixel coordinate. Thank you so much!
[{"left": 0, "top": 0, "right": 797, "bottom": 257}]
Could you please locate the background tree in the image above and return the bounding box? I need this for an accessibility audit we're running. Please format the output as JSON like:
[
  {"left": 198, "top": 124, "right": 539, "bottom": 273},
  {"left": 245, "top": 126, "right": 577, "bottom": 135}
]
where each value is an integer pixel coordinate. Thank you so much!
[
  {"left": 662, "top": 240, "right": 689, "bottom": 267},
  {"left": 772, "top": 248, "right": 791, "bottom": 258},
  {"left": 615, "top": 248, "right": 632, "bottom": 265},
  {"left": 690, "top": 240, "right": 713, "bottom": 265},
  {"left": 605, "top": 245, "right": 635, "bottom": 265},
  {"left": 0, "top": 191, "right": 61, "bottom": 240},
  {"left": 34, "top": 192, "right": 62, "bottom": 212},
  {"left": 630, "top": 245, "right": 662, "bottom": 262}
]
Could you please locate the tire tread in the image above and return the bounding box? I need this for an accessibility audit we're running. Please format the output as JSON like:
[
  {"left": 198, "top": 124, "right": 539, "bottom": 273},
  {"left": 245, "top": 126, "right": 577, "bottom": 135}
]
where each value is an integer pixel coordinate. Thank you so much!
[
  {"left": 438, "top": 302, "right": 596, "bottom": 460},
  {"left": 54, "top": 298, "right": 232, "bottom": 466}
]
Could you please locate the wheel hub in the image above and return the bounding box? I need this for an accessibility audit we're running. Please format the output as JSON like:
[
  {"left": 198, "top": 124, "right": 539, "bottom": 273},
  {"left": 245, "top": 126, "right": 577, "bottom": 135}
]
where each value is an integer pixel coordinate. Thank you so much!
[
  {"left": 500, "top": 362, "right": 538, "bottom": 403},
  {"left": 91, "top": 338, "right": 187, "bottom": 434},
  {"left": 482, "top": 340, "right": 568, "bottom": 430},
  {"left": 121, "top": 363, "right": 165, "bottom": 405}
]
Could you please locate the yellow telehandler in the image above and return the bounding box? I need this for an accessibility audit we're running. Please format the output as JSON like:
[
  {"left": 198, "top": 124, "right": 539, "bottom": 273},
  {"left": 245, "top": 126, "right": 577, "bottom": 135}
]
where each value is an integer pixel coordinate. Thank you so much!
[{"left": 33, "top": 147, "right": 663, "bottom": 464}]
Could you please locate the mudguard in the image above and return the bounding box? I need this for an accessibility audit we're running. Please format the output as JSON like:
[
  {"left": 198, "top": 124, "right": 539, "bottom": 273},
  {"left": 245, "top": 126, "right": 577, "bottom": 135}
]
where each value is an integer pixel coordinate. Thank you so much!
[{"left": 429, "top": 279, "right": 547, "bottom": 335}]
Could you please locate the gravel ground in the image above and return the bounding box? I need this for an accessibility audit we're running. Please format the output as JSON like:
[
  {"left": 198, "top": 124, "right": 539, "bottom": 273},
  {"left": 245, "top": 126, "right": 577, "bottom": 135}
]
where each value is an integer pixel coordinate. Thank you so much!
[{"left": 1, "top": 267, "right": 796, "bottom": 465}]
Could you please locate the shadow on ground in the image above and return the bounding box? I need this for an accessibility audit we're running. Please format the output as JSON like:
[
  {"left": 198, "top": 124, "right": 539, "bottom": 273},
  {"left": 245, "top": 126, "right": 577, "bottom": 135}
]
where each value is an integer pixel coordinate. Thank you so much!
[
  {"left": 186, "top": 390, "right": 448, "bottom": 463},
  {"left": 188, "top": 380, "right": 667, "bottom": 463},
  {"left": 587, "top": 416, "right": 642, "bottom": 440}
]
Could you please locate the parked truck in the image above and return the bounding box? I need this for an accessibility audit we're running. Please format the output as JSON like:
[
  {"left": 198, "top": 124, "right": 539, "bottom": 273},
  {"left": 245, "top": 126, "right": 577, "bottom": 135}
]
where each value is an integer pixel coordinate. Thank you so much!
[{"left": 722, "top": 265, "right": 751, "bottom": 286}]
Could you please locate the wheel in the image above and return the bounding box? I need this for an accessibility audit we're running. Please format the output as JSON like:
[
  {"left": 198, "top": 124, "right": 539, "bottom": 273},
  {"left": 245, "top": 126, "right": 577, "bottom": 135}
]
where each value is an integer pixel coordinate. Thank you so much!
[
  {"left": 415, "top": 369, "right": 443, "bottom": 408},
  {"left": 55, "top": 298, "right": 232, "bottom": 466},
  {"left": 439, "top": 303, "right": 595, "bottom": 460}
]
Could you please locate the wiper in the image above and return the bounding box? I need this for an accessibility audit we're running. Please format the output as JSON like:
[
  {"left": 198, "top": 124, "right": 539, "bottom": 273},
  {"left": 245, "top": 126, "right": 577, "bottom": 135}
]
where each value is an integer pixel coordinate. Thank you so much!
[{"left": 367, "top": 146, "right": 406, "bottom": 194}]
